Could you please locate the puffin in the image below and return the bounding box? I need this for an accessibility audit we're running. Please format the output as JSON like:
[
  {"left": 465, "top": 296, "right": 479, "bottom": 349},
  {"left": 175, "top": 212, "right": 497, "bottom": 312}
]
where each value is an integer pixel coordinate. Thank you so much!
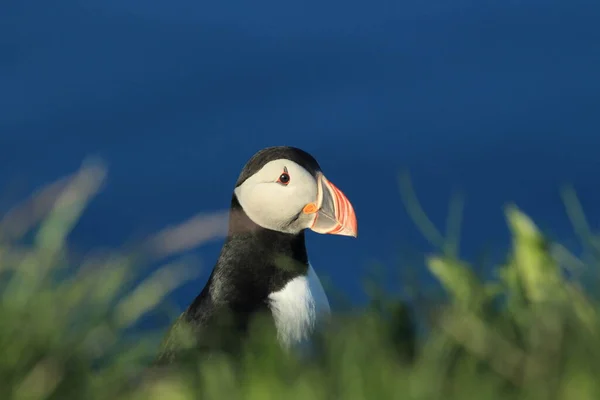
[{"left": 155, "top": 146, "right": 357, "bottom": 363}]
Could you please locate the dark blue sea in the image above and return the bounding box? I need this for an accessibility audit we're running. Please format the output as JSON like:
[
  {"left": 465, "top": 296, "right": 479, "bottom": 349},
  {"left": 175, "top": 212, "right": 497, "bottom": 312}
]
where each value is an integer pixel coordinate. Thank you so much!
[{"left": 2, "top": 0, "right": 599, "bottom": 317}]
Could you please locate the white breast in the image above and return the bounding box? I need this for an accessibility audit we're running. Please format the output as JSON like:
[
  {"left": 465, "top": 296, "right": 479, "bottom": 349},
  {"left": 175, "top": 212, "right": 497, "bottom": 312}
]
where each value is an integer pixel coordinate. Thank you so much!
[{"left": 267, "top": 262, "right": 331, "bottom": 349}]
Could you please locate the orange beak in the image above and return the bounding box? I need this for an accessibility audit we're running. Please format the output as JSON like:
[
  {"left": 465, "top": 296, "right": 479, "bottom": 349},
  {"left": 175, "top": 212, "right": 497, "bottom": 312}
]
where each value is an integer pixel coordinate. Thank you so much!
[{"left": 302, "top": 173, "right": 357, "bottom": 237}]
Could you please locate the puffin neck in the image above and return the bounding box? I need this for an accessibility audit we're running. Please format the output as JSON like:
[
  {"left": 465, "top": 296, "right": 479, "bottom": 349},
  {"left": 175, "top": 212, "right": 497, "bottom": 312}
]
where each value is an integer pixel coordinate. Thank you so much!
[{"left": 225, "top": 195, "right": 309, "bottom": 275}]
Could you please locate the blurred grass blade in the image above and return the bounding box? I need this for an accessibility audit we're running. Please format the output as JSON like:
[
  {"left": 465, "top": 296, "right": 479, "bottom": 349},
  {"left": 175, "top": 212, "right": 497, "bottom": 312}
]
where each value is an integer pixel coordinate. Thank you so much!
[
  {"left": 560, "top": 185, "right": 599, "bottom": 259},
  {"left": 427, "top": 256, "right": 484, "bottom": 311},
  {"left": 113, "top": 260, "right": 200, "bottom": 328},
  {"left": 144, "top": 211, "right": 229, "bottom": 261},
  {"left": 3, "top": 160, "right": 107, "bottom": 305},
  {"left": 34, "top": 159, "right": 107, "bottom": 254},
  {"left": 13, "top": 358, "right": 63, "bottom": 400},
  {"left": 550, "top": 243, "right": 586, "bottom": 277},
  {"left": 439, "top": 308, "right": 525, "bottom": 385},
  {"left": 0, "top": 175, "right": 72, "bottom": 243},
  {"left": 399, "top": 171, "right": 444, "bottom": 250},
  {"left": 505, "top": 204, "right": 563, "bottom": 304},
  {"left": 444, "top": 190, "right": 465, "bottom": 257}
]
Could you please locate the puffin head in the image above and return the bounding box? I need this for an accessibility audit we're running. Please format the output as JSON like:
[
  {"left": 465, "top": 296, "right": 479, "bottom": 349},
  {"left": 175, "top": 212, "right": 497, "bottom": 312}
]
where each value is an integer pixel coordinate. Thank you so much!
[{"left": 233, "top": 146, "right": 357, "bottom": 237}]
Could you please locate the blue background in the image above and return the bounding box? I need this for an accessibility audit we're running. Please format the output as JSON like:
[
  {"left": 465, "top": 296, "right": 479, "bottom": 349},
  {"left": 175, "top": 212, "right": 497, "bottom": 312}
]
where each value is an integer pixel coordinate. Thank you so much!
[{"left": 2, "top": 0, "right": 599, "bottom": 312}]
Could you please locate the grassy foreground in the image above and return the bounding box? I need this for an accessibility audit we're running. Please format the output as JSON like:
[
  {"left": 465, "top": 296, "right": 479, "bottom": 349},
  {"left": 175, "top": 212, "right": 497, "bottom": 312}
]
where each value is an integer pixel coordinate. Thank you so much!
[{"left": 1, "top": 163, "right": 600, "bottom": 400}]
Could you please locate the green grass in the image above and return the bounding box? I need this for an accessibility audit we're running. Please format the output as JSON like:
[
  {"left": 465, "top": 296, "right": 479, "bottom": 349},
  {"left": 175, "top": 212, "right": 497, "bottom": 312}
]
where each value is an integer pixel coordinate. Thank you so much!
[{"left": 1, "top": 162, "right": 600, "bottom": 400}]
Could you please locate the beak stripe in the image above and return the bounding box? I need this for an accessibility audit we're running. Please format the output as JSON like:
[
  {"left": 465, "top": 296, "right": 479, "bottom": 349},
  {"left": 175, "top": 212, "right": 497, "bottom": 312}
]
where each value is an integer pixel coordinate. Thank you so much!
[
  {"left": 329, "top": 181, "right": 347, "bottom": 235},
  {"left": 310, "top": 173, "right": 357, "bottom": 237}
]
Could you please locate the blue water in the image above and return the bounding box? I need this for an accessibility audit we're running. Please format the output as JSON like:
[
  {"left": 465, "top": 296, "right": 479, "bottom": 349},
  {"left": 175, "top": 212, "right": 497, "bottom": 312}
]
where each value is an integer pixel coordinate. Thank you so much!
[{"left": 2, "top": 0, "right": 599, "bottom": 312}]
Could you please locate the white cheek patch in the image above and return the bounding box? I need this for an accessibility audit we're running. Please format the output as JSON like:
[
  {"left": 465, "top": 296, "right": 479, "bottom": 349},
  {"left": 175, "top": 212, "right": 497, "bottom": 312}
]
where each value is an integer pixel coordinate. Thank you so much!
[{"left": 234, "top": 159, "right": 318, "bottom": 233}]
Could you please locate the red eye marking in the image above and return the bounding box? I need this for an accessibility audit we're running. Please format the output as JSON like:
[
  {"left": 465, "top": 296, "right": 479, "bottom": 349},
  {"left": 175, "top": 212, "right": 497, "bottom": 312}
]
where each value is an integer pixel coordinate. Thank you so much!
[{"left": 277, "top": 168, "right": 290, "bottom": 185}]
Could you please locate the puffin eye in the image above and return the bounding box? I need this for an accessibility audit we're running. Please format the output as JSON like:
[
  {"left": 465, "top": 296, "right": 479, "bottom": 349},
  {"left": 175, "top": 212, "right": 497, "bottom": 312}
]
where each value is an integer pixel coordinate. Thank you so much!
[{"left": 277, "top": 172, "right": 290, "bottom": 185}]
